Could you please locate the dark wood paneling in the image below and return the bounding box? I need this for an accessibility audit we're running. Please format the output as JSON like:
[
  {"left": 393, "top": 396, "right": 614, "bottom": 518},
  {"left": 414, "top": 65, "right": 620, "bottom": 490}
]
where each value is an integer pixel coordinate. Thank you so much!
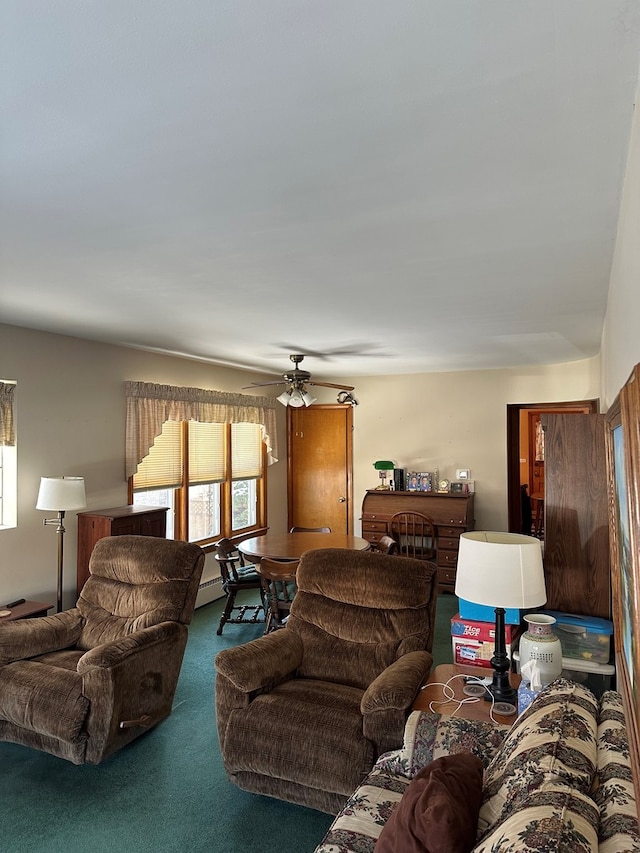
[{"left": 542, "top": 414, "right": 610, "bottom": 619}]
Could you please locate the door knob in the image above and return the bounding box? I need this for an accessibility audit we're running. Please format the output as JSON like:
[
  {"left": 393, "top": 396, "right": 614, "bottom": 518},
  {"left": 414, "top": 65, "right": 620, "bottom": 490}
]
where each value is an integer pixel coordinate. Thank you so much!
[{"left": 338, "top": 497, "right": 346, "bottom": 503}]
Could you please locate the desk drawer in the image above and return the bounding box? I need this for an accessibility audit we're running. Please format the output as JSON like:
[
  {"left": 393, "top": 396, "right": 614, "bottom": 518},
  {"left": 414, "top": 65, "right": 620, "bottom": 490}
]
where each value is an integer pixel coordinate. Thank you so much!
[
  {"left": 363, "top": 531, "right": 384, "bottom": 545},
  {"left": 437, "top": 536, "right": 461, "bottom": 551},
  {"left": 437, "top": 526, "right": 463, "bottom": 539},
  {"left": 438, "top": 566, "right": 457, "bottom": 587},
  {"left": 362, "top": 520, "right": 388, "bottom": 534},
  {"left": 437, "top": 550, "right": 458, "bottom": 568}
]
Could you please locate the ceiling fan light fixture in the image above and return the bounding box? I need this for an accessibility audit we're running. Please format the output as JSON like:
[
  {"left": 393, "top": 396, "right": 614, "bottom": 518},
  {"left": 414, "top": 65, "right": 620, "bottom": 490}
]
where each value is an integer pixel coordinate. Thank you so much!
[{"left": 276, "top": 386, "right": 316, "bottom": 407}]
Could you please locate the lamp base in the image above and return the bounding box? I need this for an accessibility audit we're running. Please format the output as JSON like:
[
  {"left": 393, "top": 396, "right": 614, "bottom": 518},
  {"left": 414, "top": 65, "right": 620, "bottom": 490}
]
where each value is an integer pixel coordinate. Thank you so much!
[
  {"left": 465, "top": 680, "right": 517, "bottom": 715},
  {"left": 487, "top": 605, "right": 518, "bottom": 711},
  {"left": 486, "top": 673, "right": 518, "bottom": 708}
]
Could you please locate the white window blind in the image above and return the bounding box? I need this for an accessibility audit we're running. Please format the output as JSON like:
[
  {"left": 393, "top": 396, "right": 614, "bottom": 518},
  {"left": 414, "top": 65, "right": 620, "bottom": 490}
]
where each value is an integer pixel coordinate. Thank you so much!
[
  {"left": 231, "top": 423, "right": 262, "bottom": 480},
  {"left": 133, "top": 420, "right": 183, "bottom": 491},
  {"left": 188, "top": 421, "right": 226, "bottom": 484}
]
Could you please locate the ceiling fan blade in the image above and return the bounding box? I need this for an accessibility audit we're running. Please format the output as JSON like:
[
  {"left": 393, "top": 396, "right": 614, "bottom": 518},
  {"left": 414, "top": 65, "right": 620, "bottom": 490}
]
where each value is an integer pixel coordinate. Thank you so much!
[
  {"left": 308, "top": 380, "right": 355, "bottom": 390},
  {"left": 274, "top": 343, "right": 387, "bottom": 360},
  {"left": 242, "top": 381, "right": 287, "bottom": 388}
]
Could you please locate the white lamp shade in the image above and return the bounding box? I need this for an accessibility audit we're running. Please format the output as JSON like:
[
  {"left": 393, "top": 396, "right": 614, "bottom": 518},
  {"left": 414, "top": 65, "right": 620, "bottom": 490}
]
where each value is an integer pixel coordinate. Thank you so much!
[
  {"left": 454, "top": 531, "right": 546, "bottom": 609},
  {"left": 36, "top": 476, "right": 87, "bottom": 511}
]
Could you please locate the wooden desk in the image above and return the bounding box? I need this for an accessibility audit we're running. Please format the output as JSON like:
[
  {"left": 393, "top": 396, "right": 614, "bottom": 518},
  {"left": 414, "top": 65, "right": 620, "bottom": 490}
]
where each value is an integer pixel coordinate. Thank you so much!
[
  {"left": 0, "top": 600, "right": 53, "bottom": 621},
  {"left": 361, "top": 490, "right": 475, "bottom": 592},
  {"left": 239, "top": 532, "right": 370, "bottom": 562},
  {"left": 412, "top": 663, "right": 520, "bottom": 725}
]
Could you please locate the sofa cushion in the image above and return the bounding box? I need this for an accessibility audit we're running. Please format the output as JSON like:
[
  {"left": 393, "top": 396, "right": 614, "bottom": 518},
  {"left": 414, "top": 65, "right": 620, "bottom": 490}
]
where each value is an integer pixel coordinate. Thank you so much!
[
  {"left": 477, "top": 678, "right": 598, "bottom": 840},
  {"left": 314, "top": 766, "right": 411, "bottom": 853},
  {"left": 375, "top": 753, "right": 484, "bottom": 853},
  {"left": 378, "top": 711, "right": 508, "bottom": 779},
  {"left": 592, "top": 690, "right": 640, "bottom": 853},
  {"left": 472, "top": 781, "right": 599, "bottom": 853}
]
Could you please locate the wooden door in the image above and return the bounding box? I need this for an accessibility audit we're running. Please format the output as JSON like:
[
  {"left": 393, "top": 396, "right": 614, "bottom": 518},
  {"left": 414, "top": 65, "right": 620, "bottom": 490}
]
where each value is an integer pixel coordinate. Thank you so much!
[
  {"left": 507, "top": 399, "right": 598, "bottom": 534},
  {"left": 287, "top": 405, "right": 353, "bottom": 534},
  {"left": 542, "top": 413, "right": 611, "bottom": 619}
]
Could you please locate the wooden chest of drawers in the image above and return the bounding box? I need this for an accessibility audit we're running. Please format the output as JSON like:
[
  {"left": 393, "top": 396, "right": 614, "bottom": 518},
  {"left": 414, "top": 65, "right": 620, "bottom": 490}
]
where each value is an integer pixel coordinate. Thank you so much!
[
  {"left": 361, "top": 490, "right": 475, "bottom": 592},
  {"left": 76, "top": 505, "right": 168, "bottom": 595}
]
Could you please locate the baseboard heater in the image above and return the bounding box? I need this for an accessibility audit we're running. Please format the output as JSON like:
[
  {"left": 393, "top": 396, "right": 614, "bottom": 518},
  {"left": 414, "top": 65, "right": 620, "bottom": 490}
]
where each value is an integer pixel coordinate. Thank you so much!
[{"left": 195, "top": 573, "right": 223, "bottom": 609}]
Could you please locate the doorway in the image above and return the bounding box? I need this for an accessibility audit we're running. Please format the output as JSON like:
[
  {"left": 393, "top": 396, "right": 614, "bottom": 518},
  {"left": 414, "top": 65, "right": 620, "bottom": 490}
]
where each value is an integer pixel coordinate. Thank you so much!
[
  {"left": 287, "top": 404, "right": 353, "bottom": 534},
  {"left": 506, "top": 399, "right": 598, "bottom": 535}
]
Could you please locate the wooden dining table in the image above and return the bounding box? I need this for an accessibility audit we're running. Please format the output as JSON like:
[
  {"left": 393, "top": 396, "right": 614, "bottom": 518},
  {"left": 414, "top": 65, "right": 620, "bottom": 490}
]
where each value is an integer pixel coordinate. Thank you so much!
[{"left": 238, "top": 531, "right": 371, "bottom": 562}]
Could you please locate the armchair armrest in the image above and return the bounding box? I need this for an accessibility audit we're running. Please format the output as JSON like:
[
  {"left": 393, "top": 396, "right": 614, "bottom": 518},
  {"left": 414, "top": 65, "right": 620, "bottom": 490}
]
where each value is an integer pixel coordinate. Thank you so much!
[
  {"left": 215, "top": 630, "right": 303, "bottom": 693},
  {"left": 0, "top": 609, "right": 83, "bottom": 665},
  {"left": 361, "top": 650, "right": 433, "bottom": 714},
  {"left": 361, "top": 651, "right": 433, "bottom": 756},
  {"left": 76, "top": 622, "right": 182, "bottom": 673}
]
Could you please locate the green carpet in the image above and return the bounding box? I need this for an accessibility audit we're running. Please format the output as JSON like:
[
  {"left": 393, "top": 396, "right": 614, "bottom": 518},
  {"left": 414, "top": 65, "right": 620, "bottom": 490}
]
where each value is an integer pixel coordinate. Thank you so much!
[{"left": 0, "top": 592, "right": 457, "bottom": 853}]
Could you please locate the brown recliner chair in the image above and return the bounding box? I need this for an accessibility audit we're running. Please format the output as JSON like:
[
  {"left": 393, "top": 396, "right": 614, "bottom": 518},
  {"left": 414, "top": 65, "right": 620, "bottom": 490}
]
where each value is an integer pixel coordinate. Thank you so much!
[
  {"left": 214, "top": 548, "right": 438, "bottom": 814},
  {"left": 0, "top": 535, "right": 204, "bottom": 764}
]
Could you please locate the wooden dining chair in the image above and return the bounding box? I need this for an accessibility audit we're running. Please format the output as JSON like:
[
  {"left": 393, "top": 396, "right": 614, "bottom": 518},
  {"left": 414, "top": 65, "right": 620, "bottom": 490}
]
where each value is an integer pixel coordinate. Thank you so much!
[
  {"left": 289, "top": 526, "right": 332, "bottom": 533},
  {"left": 257, "top": 557, "right": 300, "bottom": 633},
  {"left": 389, "top": 511, "right": 436, "bottom": 560},
  {"left": 214, "top": 538, "right": 265, "bottom": 635}
]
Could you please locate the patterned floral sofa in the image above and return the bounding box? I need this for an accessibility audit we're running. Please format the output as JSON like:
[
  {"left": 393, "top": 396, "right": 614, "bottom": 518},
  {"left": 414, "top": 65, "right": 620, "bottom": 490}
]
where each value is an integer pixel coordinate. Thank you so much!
[{"left": 314, "top": 679, "right": 640, "bottom": 853}]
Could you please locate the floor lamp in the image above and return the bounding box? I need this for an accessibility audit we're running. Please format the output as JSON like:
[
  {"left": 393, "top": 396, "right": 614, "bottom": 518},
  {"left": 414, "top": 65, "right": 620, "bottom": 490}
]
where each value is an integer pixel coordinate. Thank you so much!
[
  {"left": 455, "top": 531, "right": 546, "bottom": 714},
  {"left": 36, "top": 476, "right": 86, "bottom": 612}
]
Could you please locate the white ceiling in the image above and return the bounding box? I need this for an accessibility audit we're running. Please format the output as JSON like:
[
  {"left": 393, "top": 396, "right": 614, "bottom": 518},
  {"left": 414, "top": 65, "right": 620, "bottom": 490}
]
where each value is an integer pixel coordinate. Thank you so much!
[{"left": 2, "top": 2, "right": 640, "bottom": 382}]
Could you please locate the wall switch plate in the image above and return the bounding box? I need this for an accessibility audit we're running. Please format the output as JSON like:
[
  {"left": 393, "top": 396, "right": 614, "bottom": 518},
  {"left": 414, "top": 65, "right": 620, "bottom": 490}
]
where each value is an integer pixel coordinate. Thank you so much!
[{"left": 456, "top": 469, "right": 470, "bottom": 480}]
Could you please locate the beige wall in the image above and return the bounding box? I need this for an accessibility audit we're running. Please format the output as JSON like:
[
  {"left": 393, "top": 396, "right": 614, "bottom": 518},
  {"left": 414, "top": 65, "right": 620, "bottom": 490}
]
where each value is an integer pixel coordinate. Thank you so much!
[
  {"left": 0, "top": 324, "right": 289, "bottom": 608},
  {"left": 346, "top": 358, "right": 601, "bottom": 535},
  {"left": 602, "top": 81, "right": 640, "bottom": 407},
  {"left": 1, "top": 321, "right": 604, "bottom": 609}
]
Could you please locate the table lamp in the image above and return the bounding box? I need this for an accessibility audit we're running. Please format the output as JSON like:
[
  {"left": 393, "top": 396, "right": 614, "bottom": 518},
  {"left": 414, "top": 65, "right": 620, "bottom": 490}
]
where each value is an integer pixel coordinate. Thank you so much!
[
  {"left": 36, "top": 476, "right": 86, "bottom": 612},
  {"left": 455, "top": 531, "right": 546, "bottom": 713},
  {"left": 373, "top": 460, "right": 394, "bottom": 490}
]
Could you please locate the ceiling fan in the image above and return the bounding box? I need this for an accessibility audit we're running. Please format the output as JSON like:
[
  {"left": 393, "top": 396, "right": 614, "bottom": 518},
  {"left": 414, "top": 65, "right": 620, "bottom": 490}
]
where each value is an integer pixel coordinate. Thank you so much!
[{"left": 243, "top": 354, "right": 357, "bottom": 408}]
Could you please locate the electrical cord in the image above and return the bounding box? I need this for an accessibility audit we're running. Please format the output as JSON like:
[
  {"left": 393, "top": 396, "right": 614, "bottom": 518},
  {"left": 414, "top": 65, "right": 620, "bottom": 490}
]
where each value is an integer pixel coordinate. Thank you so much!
[{"left": 420, "top": 673, "right": 514, "bottom": 723}]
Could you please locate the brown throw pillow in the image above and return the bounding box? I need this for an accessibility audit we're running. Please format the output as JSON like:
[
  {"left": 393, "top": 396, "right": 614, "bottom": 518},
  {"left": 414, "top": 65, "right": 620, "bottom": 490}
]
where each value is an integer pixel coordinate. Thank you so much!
[{"left": 374, "top": 753, "right": 484, "bottom": 853}]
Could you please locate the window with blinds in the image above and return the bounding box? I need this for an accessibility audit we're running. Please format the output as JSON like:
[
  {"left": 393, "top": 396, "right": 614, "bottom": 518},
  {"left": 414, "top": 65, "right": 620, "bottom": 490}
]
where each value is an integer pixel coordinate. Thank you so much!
[
  {"left": 133, "top": 421, "right": 183, "bottom": 491},
  {"left": 131, "top": 420, "right": 265, "bottom": 543}
]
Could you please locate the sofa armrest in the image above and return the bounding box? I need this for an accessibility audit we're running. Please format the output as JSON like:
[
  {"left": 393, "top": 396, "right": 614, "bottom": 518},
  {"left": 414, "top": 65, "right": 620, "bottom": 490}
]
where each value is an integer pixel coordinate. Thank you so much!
[
  {"left": 361, "top": 650, "right": 433, "bottom": 714},
  {"left": 0, "top": 609, "right": 83, "bottom": 665},
  {"left": 76, "top": 622, "right": 183, "bottom": 672},
  {"left": 214, "top": 630, "right": 303, "bottom": 693}
]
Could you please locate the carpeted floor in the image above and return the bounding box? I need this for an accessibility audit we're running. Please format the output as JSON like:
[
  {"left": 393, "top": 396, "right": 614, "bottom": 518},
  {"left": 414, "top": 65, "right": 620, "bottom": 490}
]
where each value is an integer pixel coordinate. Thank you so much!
[{"left": 0, "top": 591, "right": 458, "bottom": 853}]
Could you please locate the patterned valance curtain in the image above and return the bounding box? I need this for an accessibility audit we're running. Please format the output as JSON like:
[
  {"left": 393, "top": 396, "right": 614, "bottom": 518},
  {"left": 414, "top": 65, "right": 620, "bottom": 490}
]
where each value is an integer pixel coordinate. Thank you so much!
[
  {"left": 0, "top": 382, "right": 16, "bottom": 447},
  {"left": 124, "top": 381, "right": 278, "bottom": 479}
]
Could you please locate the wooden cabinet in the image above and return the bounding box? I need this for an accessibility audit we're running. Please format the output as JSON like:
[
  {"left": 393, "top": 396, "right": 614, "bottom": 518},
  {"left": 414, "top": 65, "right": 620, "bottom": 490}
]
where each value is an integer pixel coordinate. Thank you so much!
[
  {"left": 361, "top": 490, "right": 475, "bottom": 592},
  {"left": 541, "top": 414, "right": 610, "bottom": 620},
  {"left": 76, "top": 505, "right": 168, "bottom": 595}
]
